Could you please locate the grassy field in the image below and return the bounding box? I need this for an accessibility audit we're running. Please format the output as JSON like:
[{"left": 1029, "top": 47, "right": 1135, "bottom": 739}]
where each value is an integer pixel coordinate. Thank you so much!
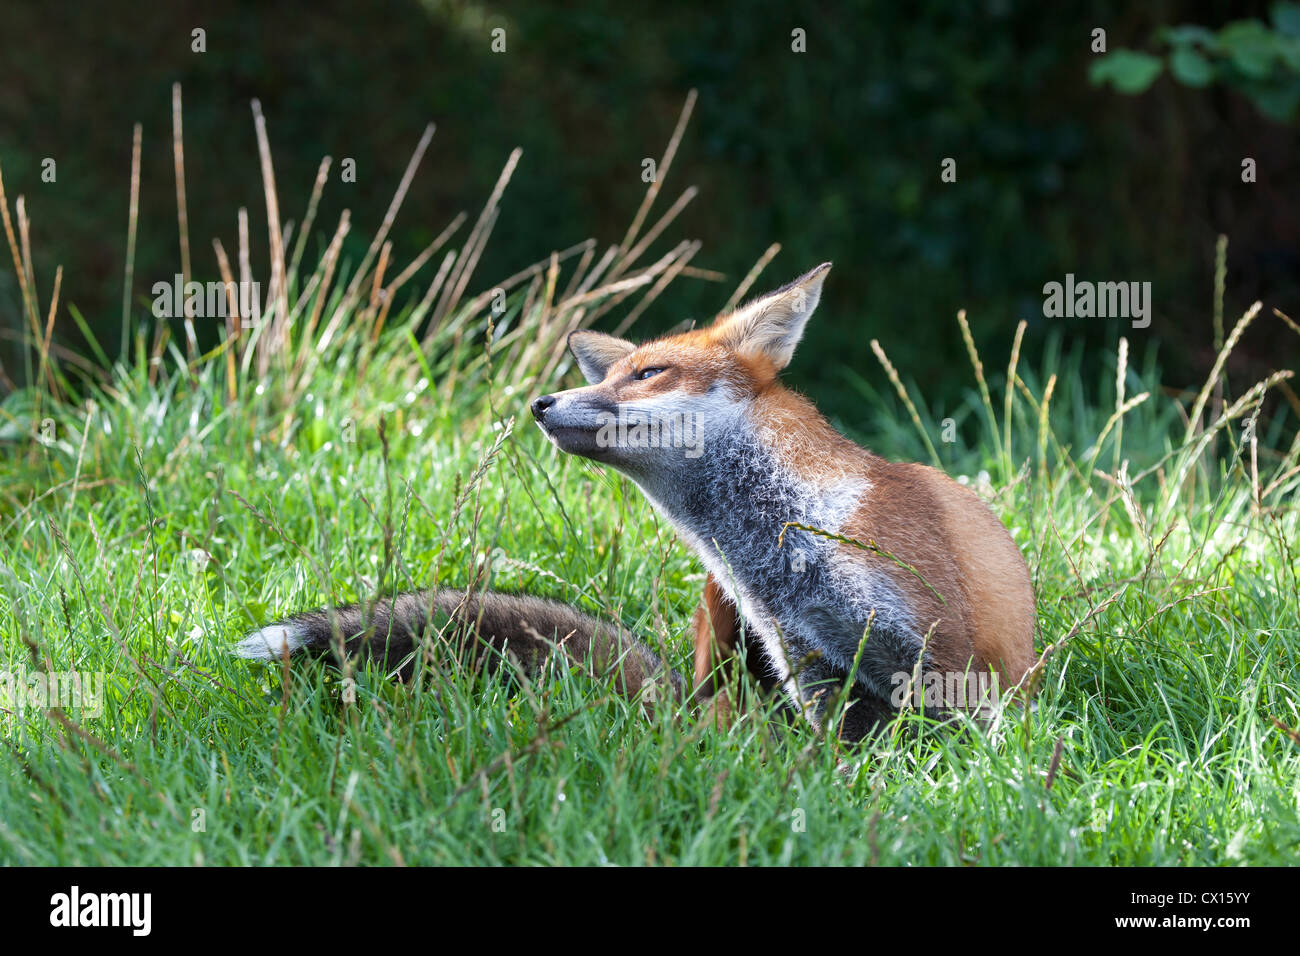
[{"left": 2, "top": 111, "right": 1299, "bottom": 866}]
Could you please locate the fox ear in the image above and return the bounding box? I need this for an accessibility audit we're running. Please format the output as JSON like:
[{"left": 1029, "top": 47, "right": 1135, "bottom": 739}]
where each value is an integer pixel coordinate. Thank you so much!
[
  {"left": 717, "top": 262, "right": 830, "bottom": 369},
  {"left": 568, "top": 330, "right": 636, "bottom": 384}
]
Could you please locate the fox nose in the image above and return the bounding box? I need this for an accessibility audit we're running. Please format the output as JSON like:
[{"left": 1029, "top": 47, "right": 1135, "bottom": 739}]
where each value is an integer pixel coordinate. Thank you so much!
[{"left": 531, "top": 394, "right": 556, "bottom": 421}]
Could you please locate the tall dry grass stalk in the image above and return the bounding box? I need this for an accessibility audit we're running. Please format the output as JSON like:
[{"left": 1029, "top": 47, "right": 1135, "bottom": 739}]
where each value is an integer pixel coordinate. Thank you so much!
[{"left": 172, "top": 83, "right": 197, "bottom": 365}]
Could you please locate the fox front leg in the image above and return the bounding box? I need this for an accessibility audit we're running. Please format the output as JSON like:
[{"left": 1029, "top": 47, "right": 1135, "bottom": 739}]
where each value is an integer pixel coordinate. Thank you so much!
[{"left": 690, "top": 573, "right": 744, "bottom": 726}]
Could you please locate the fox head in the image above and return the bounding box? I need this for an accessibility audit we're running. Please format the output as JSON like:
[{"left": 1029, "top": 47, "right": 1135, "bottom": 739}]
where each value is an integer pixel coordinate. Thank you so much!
[{"left": 531, "top": 262, "right": 830, "bottom": 478}]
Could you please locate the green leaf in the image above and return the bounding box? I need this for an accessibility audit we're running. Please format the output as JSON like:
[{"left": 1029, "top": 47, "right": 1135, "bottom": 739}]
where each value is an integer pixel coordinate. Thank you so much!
[
  {"left": 1089, "top": 49, "right": 1164, "bottom": 94},
  {"left": 1170, "top": 46, "right": 1215, "bottom": 87},
  {"left": 1219, "top": 20, "right": 1278, "bottom": 78},
  {"left": 1272, "top": 2, "right": 1300, "bottom": 37},
  {"left": 1276, "top": 34, "right": 1300, "bottom": 70},
  {"left": 1160, "top": 25, "right": 1220, "bottom": 50},
  {"left": 1247, "top": 82, "right": 1300, "bottom": 120}
]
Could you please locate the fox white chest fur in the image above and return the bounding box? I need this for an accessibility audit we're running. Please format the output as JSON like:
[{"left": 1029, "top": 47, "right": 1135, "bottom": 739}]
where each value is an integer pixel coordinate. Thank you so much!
[{"left": 629, "top": 419, "right": 924, "bottom": 706}]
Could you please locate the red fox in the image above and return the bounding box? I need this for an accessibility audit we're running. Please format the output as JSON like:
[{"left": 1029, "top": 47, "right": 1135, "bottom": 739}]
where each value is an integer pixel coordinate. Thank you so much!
[
  {"left": 238, "top": 263, "right": 1035, "bottom": 741},
  {"left": 531, "top": 263, "right": 1036, "bottom": 738}
]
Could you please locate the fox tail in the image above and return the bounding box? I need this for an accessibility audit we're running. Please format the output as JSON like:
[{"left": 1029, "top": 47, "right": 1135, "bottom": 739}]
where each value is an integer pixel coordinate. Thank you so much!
[{"left": 233, "top": 588, "right": 684, "bottom": 704}]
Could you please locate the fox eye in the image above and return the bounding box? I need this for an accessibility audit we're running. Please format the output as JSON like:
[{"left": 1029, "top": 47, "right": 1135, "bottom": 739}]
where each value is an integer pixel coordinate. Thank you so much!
[{"left": 634, "top": 367, "right": 666, "bottom": 381}]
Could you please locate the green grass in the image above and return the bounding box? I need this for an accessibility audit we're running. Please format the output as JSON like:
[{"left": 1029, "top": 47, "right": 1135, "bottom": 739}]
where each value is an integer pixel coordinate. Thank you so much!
[{"left": 2, "top": 106, "right": 1299, "bottom": 865}]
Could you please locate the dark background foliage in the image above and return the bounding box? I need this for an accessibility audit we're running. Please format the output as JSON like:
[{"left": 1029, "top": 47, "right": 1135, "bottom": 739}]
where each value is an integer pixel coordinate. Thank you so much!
[{"left": 0, "top": 0, "right": 1295, "bottom": 424}]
